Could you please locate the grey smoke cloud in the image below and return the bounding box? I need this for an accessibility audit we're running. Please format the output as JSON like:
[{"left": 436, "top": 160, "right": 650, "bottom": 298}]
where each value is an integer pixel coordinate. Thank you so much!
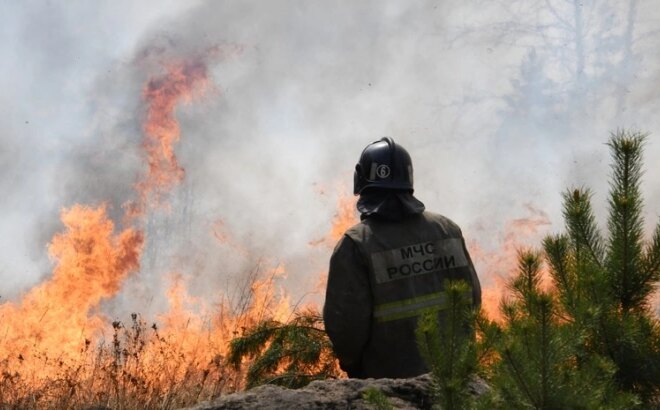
[{"left": 1, "top": 0, "right": 659, "bottom": 315}]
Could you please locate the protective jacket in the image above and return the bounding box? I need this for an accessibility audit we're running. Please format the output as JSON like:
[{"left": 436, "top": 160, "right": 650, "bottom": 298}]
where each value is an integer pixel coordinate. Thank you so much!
[{"left": 323, "top": 210, "right": 481, "bottom": 378}]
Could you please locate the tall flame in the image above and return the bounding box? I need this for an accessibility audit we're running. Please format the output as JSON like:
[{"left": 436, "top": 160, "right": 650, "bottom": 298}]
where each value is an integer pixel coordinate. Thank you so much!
[
  {"left": 0, "top": 205, "right": 143, "bottom": 366},
  {"left": 0, "top": 53, "right": 218, "bottom": 395},
  {"left": 127, "top": 60, "right": 210, "bottom": 219},
  {"left": 0, "top": 49, "right": 308, "bottom": 408}
]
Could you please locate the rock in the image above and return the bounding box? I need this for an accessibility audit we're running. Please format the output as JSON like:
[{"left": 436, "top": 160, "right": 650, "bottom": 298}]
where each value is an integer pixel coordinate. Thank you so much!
[{"left": 183, "top": 374, "right": 489, "bottom": 410}]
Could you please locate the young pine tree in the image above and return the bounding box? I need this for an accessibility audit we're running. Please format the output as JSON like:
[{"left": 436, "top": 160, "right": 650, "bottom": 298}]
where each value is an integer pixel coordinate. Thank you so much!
[
  {"left": 481, "top": 251, "right": 636, "bottom": 409},
  {"left": 415, "top": 280, "right": 485, "bottom": 410},
  {"left": 544, "top": 131, "right": 660, "bottom": 404},
  {"left": 486, "top": 130, "right": 658, "bottom": 408}
]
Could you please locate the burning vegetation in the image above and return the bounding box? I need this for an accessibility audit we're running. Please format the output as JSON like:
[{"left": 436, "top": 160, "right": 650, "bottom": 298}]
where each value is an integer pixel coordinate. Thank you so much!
[
  {"left": 0, "top": 45, "right": 362, "bottom": 408},
  {"left": 0, "top": 46, "right": 657, "bottom": 410},
  {"left": 0, "top": 52, "right": 306, "bottom": 408}
]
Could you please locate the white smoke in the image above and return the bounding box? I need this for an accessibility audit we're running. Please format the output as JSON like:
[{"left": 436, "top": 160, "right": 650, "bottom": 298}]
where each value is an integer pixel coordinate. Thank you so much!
[{"left": 1, "top": 0, "right": 659, "bottom": 315}]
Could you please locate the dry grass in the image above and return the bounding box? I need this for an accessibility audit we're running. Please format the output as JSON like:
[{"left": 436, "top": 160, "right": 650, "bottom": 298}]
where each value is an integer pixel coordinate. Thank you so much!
[
  {"left": 1, "top": 314, "right": 242, "bottom": 409},
  {"left": 0, "top": 265, "right": 300, "bottom": 409}
]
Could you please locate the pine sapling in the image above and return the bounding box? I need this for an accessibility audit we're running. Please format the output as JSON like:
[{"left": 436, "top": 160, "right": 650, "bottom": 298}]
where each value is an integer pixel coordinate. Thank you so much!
[
  {"left": 228, "top": 308, "right": 341, "bottom": 389},
  {"left": 416, "top": 280, "right": 479, "bottom": 410}
]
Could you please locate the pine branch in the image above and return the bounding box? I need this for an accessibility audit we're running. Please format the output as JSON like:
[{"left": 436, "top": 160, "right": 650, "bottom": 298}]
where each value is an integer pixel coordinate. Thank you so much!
[
  {"left": 508, "top": 250, "right": 542, "bottom": 314},
  {"left": 543, "top": 235, "right": 571, "bottom": 292},
  {"left": 606, "top": 130, "right": 648, "bottom": 312},
  {"left": 563, "top": 188, "right": 605, "bottom": 269},
  {"left": 536, "top": 295, "right": 554, "bottom": 409},
  {"left": 415, "top": 280, "right": 478, "bottom": 410},
  {"left": 228, "top": 320, "right": 281, "bottom": 369},
  {"left": 501, "top": 346, "right": 538, "bottom": 408},
  {"left": 227, "top": 310, "right": 340, "bottom": 389},
  {"left": 543, "top": 235, "right": 579, "bottom": 315},
  {"left": 474, "top": 310, "right": 501, "bottom": 370}
]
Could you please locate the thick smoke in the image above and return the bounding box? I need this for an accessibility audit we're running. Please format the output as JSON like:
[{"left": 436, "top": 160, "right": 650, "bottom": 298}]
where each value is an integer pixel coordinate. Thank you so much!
[{"left": 2, "top": 1, "right": 659, "bottom": 316}]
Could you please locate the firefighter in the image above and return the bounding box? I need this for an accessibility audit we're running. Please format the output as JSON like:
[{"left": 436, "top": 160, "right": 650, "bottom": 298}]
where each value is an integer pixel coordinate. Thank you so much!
[{"left": 323, "top": 137, "right": 481, "bottom": 378}]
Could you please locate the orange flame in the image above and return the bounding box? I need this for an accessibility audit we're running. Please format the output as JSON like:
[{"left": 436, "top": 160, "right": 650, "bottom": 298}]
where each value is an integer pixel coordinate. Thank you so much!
[
  {"left": 329, "top": 194, "right": 359, "bottom": 243},
  {"left": 468, "top": 205, "right": 552, "bottom": 322},
  {"left": 0, "top": 205, "right": 143, "bottom": 367},
  {"left": 212, "top": 219, "right": 249, "bottom": 256},
  {"left": 0, "top": 54, "right": 219, "bottom": 395},
  {"left": 309, "top": 191, "right": 359, "bottom": 247},
  {"left": 140, "top": 268, "right": 292, "bottom": 389},
  {"left": 126, "top": 60, "right": 210, "bottom": 219},
  {"left": 0, "top": 50, "right": 308, "bottom": 407},
  {"left": 0, "top": 43, "right": 566, "bottom": 407}
]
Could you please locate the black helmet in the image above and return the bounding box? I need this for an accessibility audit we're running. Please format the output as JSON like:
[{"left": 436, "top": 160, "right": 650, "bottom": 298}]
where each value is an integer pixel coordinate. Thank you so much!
[{"left": 353, "top": 137, "right": 414, "bottom": 195}]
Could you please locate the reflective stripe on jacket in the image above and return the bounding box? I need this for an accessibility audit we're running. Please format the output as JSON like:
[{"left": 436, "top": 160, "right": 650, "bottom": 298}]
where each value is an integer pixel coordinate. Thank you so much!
[{"left": 323, "top": 211, "right": 481, "bottom": 378}]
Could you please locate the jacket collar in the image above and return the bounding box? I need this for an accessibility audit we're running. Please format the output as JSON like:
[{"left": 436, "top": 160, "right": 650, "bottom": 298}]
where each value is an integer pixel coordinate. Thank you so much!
[{"left": 357, "top": 189, "right": 425, "bottom": 221}]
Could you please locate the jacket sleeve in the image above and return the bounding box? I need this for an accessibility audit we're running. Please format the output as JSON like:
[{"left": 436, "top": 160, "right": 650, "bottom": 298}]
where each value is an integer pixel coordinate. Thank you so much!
[{"left": 323, "top": 235, "right": 372, "bottom": 378}]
